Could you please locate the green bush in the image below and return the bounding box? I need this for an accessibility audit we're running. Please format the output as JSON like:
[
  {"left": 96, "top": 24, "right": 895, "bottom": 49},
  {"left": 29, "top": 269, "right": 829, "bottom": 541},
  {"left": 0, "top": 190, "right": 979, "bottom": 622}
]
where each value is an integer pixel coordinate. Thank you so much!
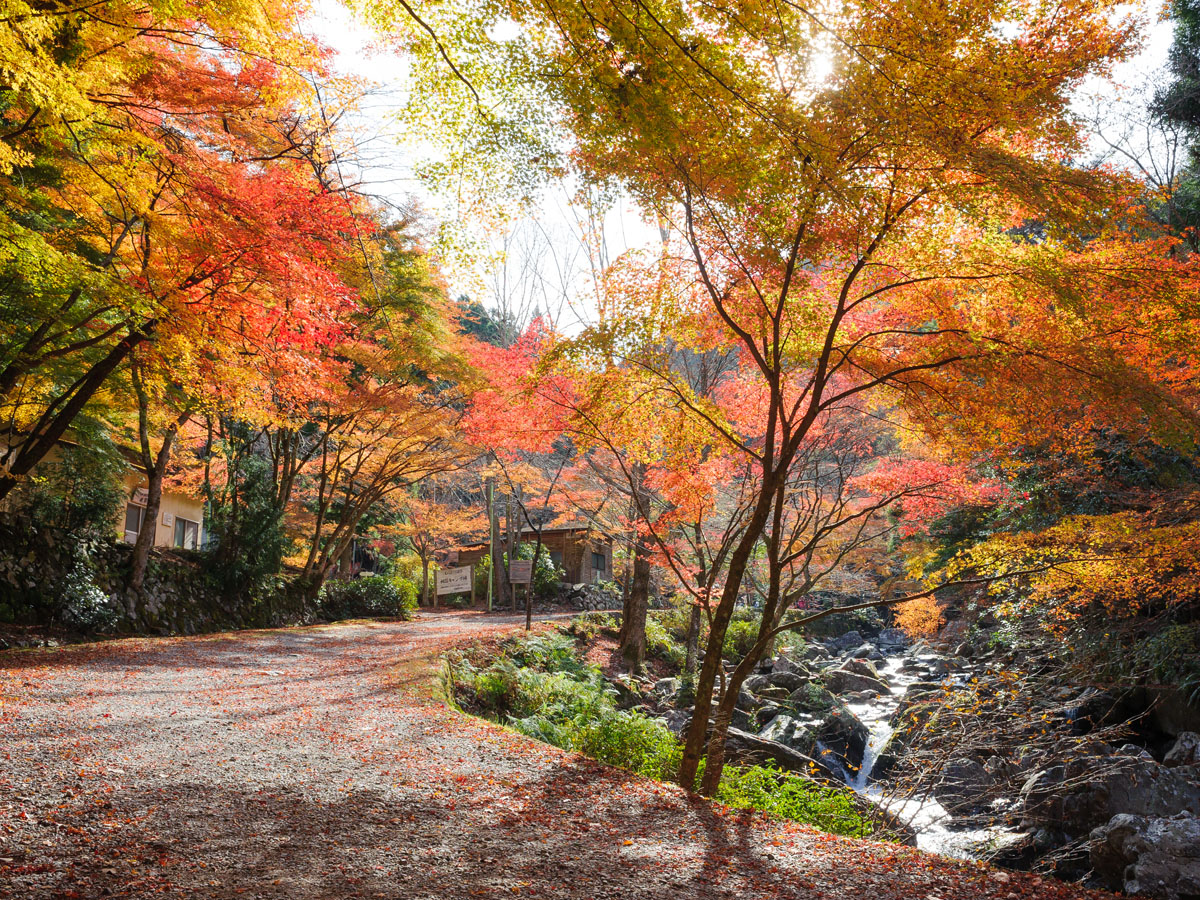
[
  {"left": 318, "top": 575, "right": 417, "bottom": 621},
  {"left": 722, "top": 614, "right": 763, "bottom": 661},
  {"left": 711, "top": 763, "right": 875, "bottom": 838},
  {"left": 470, "top": 660, "right": 521, "bottom": 714},
  {"left": 0, "top": 440, "right": 125, "bottom": 630},
  {"left": 645, "top": 614, "right": 686, "bottom": 668},
  {"left": 576, "top": 709, "right": 683, "bottom": 780},
  {"left": 566, "top": 611, "right": 620, "bottom": 641}
]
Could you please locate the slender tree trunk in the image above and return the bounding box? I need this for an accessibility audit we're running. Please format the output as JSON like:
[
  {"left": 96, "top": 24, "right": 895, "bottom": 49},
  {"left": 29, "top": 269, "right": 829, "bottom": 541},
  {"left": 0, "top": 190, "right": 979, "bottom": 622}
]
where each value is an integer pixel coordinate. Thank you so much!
[
  {"left": 421, "top": 557, "right": 431, "bottom": 608},
  {"left": 684, "top": 604, "right": 702, "bottom": 678},
  {"left": 0, "top": 326, "right": 151, "bottom": 501},
  {"left": 676, "top": 480, "right": 778, "bottom": 790},
  {"left": 526, "top": 528, "right": 544, "bottom": 631},
  {"left": 128, "top": 429, "right": 179, "bottom": 593},
  {"left": 618, "top": 463, "right": 651, "bottom": 671}
]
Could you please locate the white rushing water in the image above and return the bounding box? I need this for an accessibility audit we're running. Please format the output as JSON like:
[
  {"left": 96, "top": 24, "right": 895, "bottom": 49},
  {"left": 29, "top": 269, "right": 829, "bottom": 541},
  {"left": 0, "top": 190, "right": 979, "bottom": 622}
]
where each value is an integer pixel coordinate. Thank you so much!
[{"left": 841, "top": 655, "right": 1020, "bottom": 859}]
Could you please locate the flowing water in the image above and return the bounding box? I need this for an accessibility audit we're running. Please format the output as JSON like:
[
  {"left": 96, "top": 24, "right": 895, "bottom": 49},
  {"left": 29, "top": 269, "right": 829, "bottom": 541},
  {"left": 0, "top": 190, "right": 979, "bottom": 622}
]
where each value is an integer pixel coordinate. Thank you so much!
[{"left": 840, "top": 655, "right": 1021, "bottom": 859}]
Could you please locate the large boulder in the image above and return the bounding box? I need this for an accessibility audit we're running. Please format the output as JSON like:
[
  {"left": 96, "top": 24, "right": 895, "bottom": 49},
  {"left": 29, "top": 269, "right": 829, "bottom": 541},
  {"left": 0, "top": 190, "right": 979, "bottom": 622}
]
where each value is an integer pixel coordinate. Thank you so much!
[
  {"left": 770, "top": 655, "right": 812, "bottom": 678},
  {"left": 933, "top": 758, "right": 994, "bottom": 812},
  {"left": 813, "top": 704, "right": 869, "bottom": 778},
  {"left": 743, "top": 673, "right": 771, "bottom": 694},
  {"left": 766, "top": 670, "right": 808, "bottom": 693},
  {"left": 824, "top": 667, "right": 890, "bottom": 696},
  {"left": 758, "top": 714, "right": 817, "bottom": 756},
  {"left": 876, "top": 627, "right": 910, "bottom": 650},
  {"left": 841, "top": 658, "right": 882, "bottom": 681},
  {"left": 1021, "top": 757, "right": 1200, "bottom": 836},
  {"left": 846, "top": 642, "right": 885, "bottom": 662},
  {"left": 1064, "top": 687, "right": 1118, "bottom": 733},
  {"left": 1165, "top": 732, "right": 1200, "bottom": 768},
  {"left": 1090, "top": 812, "right": 1200, "bottom": 899},
  {"left": 753, "top": 701, "right": 784, "bottom": 729},
  {"left": 723, "top": 727, "right": 844, "bottom": 782},
  {"left": 829, "top": 631, "right": 864, "bottom": 652},
  {"left": 787, "top": 682, "right": 838, "bottom": 715}
]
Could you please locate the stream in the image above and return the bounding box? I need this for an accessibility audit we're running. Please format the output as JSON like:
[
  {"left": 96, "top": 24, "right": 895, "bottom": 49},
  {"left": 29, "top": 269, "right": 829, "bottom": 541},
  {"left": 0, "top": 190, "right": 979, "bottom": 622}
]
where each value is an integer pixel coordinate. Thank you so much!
[{"left": 840, "top": 655, "right": 1021, "bottom": 859}]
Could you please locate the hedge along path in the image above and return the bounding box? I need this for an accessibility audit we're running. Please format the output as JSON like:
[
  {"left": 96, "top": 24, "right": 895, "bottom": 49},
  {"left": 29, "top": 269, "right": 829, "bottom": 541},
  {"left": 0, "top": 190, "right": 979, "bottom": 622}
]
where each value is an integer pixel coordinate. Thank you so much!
[{"left": 0, "top": 611, "right": 1113, "bottom": 900}]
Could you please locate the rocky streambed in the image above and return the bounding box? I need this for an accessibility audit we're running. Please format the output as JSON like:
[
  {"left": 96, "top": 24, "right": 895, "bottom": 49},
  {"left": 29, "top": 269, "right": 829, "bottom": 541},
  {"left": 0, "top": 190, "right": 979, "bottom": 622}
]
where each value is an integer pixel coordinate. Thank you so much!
[{"left": 631, "top": 626, "right": 1200, "bottom": 899}]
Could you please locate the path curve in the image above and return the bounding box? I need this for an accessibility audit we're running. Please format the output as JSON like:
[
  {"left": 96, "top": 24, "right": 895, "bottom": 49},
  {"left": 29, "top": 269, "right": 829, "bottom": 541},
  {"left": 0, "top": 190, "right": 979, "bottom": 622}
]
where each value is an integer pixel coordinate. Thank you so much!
[{"left": 1, "top": 612, "right": 1107, "bottom": 899}]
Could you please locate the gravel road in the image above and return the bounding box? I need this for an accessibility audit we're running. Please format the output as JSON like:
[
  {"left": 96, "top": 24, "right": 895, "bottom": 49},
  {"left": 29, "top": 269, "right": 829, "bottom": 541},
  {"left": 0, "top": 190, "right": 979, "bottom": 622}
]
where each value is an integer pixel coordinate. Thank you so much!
[{"left": 0, "top": 611, "right": 1109, "bottom": 900}]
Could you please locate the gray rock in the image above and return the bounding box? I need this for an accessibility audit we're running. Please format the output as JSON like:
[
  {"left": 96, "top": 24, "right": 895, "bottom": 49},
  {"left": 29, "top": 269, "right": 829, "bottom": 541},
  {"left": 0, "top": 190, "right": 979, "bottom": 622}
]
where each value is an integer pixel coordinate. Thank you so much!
[
  {"left": 1165, "top": 732, "right": 1200, "bottom": 768},
  {"left": 1090, "top": 812, "right": 1200, "bottom": 899},
  {"left": 1022, "top": 757, "right": 1200, "bottom": 836},
  {"left": 759, "top": 714, "right": 808, "bottom": 750},
  {"left": 813, "top": 705, "right": 869, "bottom": 776},
  {"left": 723, "top": 727, "right": 844, "bottom": 782},
  {"left": 824, "top": 668, "right": 890, "bottom": 696},
  {"left": 766, "top": 670, "right": 808, "bottom": 693},
  {"left": 846, "top": 642, "right": 882, "bottom": 661},
  {"left": 753, "top": 702, "right": 783, "bottom": 729},
  {"left": 829, "top": 631, "right": 864, "bottom": 652},
  {"left": 933, "top": 758, "right": 993, "bottom": 811},
  {"left": 770, "top": 655, "right": 810, "bottom": 677},
  {"left": 734, "top": 689, "right": 757, "bottom": 711},
  {"left": 787, "top": 682, "right": 838, "bottom": 714},
  {"left": 729, "top": 706, "right": 752, "bottom": 732},
  {"left": 1117, "top": 743, "right": 1155, "bottom": 761},
  {"left": 653, "top": 677, "right": 680, "bottom": 696},
  {"left": 1065, "top": 687, "right": 1117, "bottom": 731},
  {"left": 743, "top": 674, "right": 772, "bottom": 696},
  {"left": 841, "top": 658, "right": 882, "bottom": 680},
  {"left": 876, "top": 627, "right": 910, "bottom": 649},
  {"left": 660, "top": 709, "right": 691, "bottom": 736}
]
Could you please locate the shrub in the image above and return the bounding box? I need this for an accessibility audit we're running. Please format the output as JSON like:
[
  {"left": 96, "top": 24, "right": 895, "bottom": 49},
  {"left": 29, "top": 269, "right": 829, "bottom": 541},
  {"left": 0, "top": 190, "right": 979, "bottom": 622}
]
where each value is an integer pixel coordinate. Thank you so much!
[
  {"left": 0, "top": 440, "right": 125, "bottom": 630},
  {"left": 645, "top": 614, "right": 686, "bottom": 668},
  {"left": 722, "top": 615, "right": 762, "bottom": 661},
  {"left": 471, "top": 660, "right": 521, "bottom": 714},
  {"left": 576, "top": 710, "right": 682, "bottom": 780},
  {"left": 318, "top": 575, "right": 417, "bottom": 621},
  {"left": 711, "top": 763, "right": 876, "bottom": 838},
  {"left": 566, "top": 611, "right": 620, "bottom": 641}
]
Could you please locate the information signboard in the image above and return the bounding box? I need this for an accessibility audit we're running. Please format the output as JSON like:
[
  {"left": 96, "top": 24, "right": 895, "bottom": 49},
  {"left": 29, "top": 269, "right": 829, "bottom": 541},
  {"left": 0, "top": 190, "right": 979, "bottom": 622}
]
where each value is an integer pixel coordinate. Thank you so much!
[
  {"left": 436, "top": 565, "right": 473, "bottom": 595},
  {"left": 509, "top": 560, "right": 533, "bottom": 584}
]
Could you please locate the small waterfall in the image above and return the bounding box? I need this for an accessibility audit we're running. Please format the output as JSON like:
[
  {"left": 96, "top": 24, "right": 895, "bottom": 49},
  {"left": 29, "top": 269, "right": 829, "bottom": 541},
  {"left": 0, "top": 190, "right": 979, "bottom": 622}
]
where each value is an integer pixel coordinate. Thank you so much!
[{"left": 838, "top": 653, "right": 1022, "bottom": 860}]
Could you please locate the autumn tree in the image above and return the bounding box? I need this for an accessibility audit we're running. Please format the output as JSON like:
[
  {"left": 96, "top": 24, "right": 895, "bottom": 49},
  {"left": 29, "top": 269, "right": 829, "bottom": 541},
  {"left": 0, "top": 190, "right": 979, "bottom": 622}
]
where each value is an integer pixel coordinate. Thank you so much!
[
  {"left": 0, "top": 0, "right": 358, "bottom": 500},
  {"left": 372, "top": 0, "right": 1200, "bottom": 796}
]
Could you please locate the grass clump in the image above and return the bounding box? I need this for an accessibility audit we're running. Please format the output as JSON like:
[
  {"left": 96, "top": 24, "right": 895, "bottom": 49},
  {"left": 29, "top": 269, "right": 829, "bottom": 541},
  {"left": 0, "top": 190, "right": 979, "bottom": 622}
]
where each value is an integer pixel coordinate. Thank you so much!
[{"left": 709, "top": 763, "right": 876, "bottom": 838}]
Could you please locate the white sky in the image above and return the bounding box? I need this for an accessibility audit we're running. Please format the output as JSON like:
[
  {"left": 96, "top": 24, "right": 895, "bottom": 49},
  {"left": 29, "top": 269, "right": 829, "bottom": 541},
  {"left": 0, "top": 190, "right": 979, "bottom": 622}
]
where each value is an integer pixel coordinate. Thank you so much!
[{"left": 306, "top": 0, "right": 1175, "bottom": 326}]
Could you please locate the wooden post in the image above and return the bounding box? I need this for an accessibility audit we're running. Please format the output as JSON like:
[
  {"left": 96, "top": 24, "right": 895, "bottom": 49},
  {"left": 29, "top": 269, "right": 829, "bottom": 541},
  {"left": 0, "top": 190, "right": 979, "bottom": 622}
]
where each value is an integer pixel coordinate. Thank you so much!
[{"left": 486, "top": 477, "right": 496, "bottom": 612}]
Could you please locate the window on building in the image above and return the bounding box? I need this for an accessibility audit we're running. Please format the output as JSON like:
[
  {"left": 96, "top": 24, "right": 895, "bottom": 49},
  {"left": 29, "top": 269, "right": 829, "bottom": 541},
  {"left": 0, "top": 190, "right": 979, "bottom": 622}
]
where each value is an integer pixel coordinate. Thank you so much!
[
  {"left": 549, "top": 550, "right": 564, "bottom": 569},
  {"left": 174, "top": 517, "right": 199, "bottom": 550},
  {"left": 591, "top": 551, "right": 606, "bottom": 574},
  {"left": 123, "top": 504, "right": 145, "bottom": 542}
]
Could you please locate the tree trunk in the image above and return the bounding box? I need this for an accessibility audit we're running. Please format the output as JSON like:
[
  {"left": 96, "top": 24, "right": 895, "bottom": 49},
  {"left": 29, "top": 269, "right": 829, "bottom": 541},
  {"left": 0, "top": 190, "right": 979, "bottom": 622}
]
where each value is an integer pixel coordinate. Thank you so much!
[
  {"left": 0, "top": 325, "right": 150, "bottom": 501},
  {"left": 421, "top": 557, "right": 431, "bottom": 607},
  {"left": 699, "top": 649, "right": 762, "bottom": 795},
  {"left": 684, "top": 604, "right": 702, "bottom": 678},
  {"left": 127, "top": 431, "right": 177, "bottom": 593},
  {"left": 619, "top": 540, "right": 651, "bottom": 672},
  {"left": 676, "top": 484, "right": 777, "bottom": 790}
]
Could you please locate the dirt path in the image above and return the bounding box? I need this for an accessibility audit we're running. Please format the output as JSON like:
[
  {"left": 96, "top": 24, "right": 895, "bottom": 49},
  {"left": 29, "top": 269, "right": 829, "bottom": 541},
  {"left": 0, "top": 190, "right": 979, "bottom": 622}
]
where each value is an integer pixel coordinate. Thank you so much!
[{"left": 1, "top": 612, "right": 1106, "bottom": 900}]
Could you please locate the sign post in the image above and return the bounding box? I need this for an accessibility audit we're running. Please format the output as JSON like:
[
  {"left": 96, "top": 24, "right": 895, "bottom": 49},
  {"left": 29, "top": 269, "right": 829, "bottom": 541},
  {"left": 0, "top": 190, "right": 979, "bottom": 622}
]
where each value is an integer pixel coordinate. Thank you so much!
[
  {"left": 509, "top": 560, "right": 533, "bottom": 585},
  {"left": 435, "top": 565, "right": 473, "bottom": 597}
]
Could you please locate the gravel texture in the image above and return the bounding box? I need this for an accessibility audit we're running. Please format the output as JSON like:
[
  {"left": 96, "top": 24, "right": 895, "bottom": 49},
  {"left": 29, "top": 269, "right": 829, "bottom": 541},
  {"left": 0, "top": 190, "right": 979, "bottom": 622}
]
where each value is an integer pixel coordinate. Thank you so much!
[{"left": 0, "top": 611, "right": 1112, "bottom": 899}]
